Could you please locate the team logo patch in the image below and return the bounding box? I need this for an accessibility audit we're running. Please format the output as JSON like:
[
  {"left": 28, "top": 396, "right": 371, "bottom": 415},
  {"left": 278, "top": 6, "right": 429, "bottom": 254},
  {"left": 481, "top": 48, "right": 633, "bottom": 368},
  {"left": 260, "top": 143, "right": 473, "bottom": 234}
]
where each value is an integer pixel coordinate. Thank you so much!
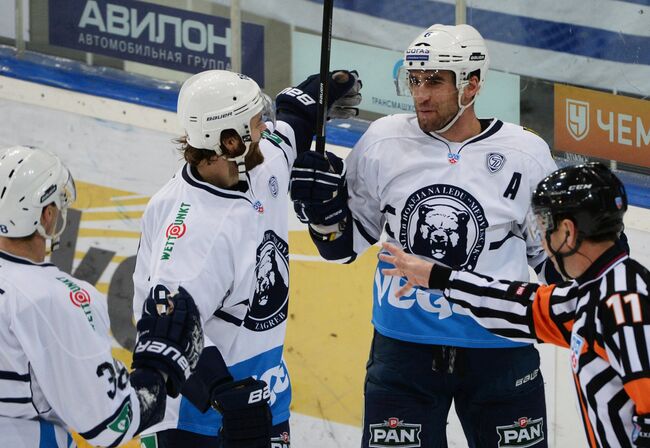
[
  {"left": 400, "top": 184, "right": 489, "bottom": 270},
  {"left": 269, "top": 176, "right": 279, "bottom": 198},
  {"left": 271, "top": 431, "right": 290, "bottom": 448},
  {"left": 496, "top": 417, "right": 544, "bottom": 448},
  {"left": 161, "top": 202, "right": 191, "bottom": 261},
  {"left": 369, "top": 418, "right": 422, "bottom": 447},
  {"left": 244, "top": 230, "right": 289, "bottom": 332},
  {"left": 487, "top": 152, "right": 506, "bottom": 174},
  {"left": 570, "top": 334, "right": 584, "bottom": 373},
  {"left": 566, "top": 98, "right": 590, "bottom": 141}
]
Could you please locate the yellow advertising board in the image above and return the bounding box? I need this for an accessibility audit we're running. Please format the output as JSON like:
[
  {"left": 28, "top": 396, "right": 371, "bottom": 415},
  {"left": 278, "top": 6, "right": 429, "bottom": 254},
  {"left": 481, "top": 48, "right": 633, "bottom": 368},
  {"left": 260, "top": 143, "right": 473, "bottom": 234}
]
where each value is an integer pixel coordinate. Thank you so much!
[{"left": 554, "top": 84, "right": 650, "bottom": 167}]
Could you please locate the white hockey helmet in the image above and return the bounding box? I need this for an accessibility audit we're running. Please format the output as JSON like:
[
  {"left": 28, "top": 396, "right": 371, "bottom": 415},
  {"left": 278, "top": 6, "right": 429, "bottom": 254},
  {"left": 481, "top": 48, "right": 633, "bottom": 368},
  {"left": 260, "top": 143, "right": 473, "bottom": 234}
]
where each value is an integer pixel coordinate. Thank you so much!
[
  {"left": 397, "top": 24, "right": 489, "bottom": 95},
  {"left": 0, "top": 146, "right": 76, "bottom": 240},
  {"left": 396, "top": 24, "right": 489, "bottom": 133},
  {"left": 177, "top": 70, "right": 274, "bottom": 158}
]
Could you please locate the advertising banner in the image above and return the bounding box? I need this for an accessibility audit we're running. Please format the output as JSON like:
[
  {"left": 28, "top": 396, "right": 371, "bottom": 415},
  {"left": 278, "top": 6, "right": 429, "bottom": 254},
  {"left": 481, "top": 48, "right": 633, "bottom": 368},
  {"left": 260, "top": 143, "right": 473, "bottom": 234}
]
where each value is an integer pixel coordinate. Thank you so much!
[
  {"left": 49, "top": 0, "right": 264, "bottom": 83},
  {"left": 554, "top": 84, "right": 650, "bottom": 167}
]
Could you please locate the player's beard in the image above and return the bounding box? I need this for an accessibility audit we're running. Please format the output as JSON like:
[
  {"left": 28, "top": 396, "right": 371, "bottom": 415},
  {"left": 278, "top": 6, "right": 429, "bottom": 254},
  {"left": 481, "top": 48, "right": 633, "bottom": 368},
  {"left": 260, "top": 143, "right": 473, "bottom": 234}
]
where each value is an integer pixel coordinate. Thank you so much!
[
  {"left": 414, "top": 90, "right": 460, "bottom": 133},
  {"left": 415, "top": 102, "right": 460, "bottom": 133}
]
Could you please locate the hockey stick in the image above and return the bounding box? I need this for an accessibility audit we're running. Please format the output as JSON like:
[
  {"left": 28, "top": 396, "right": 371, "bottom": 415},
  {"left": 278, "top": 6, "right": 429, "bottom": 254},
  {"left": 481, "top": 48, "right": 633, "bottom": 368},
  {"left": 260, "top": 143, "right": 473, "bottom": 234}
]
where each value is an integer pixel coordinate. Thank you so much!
[{"left": 315, "top": 0, "right": 334, "bottom": 154}]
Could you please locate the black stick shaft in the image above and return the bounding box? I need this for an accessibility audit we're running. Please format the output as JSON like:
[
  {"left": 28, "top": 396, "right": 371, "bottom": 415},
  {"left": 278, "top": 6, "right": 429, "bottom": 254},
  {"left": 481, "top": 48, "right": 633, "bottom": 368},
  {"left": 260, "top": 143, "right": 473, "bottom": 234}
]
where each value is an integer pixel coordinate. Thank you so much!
[{"left": 315, "top": 0, "right": 333, "bottom": 154}]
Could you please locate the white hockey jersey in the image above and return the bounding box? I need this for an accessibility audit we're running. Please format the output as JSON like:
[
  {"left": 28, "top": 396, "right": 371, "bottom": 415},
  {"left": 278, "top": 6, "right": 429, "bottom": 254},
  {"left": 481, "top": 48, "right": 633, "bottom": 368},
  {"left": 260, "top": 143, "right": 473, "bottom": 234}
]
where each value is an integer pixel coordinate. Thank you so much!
[
  {"left": 133, "top": 121, "right": 297, "bottom": 436},
  {"left": 0, "top": 251, "right": 142, "bottom": 448},
  {"left": 346, "top": 114, "right": 557, "bottom": 347}
]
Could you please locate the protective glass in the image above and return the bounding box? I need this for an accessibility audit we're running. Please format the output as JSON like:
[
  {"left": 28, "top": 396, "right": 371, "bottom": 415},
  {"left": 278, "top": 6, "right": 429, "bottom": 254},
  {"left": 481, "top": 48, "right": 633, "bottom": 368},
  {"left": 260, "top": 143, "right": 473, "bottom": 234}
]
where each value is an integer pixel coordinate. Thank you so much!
[
  {"left": 525, "top": 207, "right": 554, "bottom": 244},
  {"left": 61, "top": 170, "right": 77, "bottom": 208},
  {"left": 396, "top": 67, "right": 451, "bottom": 97},
  {"left": 52, "top": 170, "right": 76, "bottom": 239},
  {"left": 260, "top": 92, "right": 276, "bottom": 128}
]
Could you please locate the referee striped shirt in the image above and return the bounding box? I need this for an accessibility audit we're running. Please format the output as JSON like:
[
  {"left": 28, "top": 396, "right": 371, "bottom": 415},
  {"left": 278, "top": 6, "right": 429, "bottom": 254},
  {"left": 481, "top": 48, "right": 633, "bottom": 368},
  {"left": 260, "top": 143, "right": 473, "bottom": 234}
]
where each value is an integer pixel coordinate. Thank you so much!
[{"left": 444, "top": 244, "right": 650, "bottom": 448}]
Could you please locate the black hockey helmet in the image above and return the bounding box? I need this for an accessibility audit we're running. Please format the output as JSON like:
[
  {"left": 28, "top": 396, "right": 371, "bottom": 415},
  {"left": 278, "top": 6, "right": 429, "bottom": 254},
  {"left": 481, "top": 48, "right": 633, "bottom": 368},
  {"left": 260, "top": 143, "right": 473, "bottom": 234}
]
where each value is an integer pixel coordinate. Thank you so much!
[{"left": 532, "top": 162, "right": 627, "bottom": 239}]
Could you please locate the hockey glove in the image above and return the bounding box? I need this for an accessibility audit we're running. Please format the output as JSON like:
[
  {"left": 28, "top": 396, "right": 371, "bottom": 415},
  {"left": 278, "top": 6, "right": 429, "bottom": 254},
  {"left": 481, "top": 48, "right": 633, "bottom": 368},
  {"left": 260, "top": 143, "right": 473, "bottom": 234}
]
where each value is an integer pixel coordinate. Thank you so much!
[
  {"left": 328, "top": 70, "right": 362, "bottom": 119},
  {"left": 132, "top": 287, "right": 203, "bottom": 398},
  {"left": 276, "top": 70, "right": 362, "bottom": 128},
  {"left": 211, "top": 377, "right": 272, "bottom": 448},
  {"left": 634, "top": 414, "right": 650, "bottom": 447},
  {"left": 290, "top": 150, "right": 349, "bottom": 226}
]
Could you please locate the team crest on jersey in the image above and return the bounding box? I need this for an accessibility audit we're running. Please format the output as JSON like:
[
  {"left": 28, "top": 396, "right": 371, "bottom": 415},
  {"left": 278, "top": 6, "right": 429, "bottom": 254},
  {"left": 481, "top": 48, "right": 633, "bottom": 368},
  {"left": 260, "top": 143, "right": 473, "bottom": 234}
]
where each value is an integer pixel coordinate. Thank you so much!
[
  {"left": 399, "top": 184, "right": 489, "bottom": 270},
  {"left": 368, "top": 418, "right": 422, "bottom": 447},
  {"left": 269, "top": 176, "right": 279, "bottom": 198},
  {"left": 496, "top": 417, "right": 544, "bottom": 448},
  {"left": 244, "top": 230, "right": 289, "bottom": 332},
  {"left": 487, "top": 152, "right": 506, "bottom": 174}
]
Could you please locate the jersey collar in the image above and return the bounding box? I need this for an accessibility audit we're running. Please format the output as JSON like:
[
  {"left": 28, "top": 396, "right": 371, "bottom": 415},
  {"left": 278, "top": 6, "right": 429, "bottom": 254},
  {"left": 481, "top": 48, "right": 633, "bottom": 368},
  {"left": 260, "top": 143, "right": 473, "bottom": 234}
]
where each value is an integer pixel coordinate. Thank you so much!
[
  {"left": 424, "top": 118, "right": 503, "bottom": 148},
  {"left": 0, "top": 250, "right": 56, "bottom": 267},
  {"left": 574, "top": 243, "right": 628, "bottom": 285},
  {"left": 182, "top": 164, "right": 253, "bottom": 204}
]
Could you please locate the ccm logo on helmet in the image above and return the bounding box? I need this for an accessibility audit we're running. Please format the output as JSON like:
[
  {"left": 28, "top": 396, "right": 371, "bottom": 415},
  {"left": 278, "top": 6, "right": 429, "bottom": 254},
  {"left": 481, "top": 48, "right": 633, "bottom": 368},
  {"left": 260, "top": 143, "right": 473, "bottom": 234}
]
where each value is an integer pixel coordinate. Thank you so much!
[
  {"left": 568, "top": 184, "right": 592, "bottom": 190},
  {"left": 134, "top": 340, "right": 190, "bottom": 375}
]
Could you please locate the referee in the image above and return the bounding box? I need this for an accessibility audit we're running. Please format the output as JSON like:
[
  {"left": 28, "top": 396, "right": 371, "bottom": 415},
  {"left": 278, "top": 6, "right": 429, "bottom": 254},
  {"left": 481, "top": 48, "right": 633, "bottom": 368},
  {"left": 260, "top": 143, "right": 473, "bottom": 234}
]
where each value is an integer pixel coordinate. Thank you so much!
[{"left": 381, "top": 162, "right": 650, "bottom": 448}]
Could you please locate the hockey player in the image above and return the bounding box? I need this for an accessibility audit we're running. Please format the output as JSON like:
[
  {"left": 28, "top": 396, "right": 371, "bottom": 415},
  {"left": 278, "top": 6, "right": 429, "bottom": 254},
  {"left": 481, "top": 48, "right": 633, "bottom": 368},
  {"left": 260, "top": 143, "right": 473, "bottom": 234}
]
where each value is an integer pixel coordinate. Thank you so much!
[
  {"left": 133, "top": 69, "right": 361, "bottom": 448},
  {"left": 380, "top": 162, "right": 650, "bottom": 448},
  {"left": 0, "top": 146, "right": 202, "bottom": 448},
  {"left": 290, "top": 24, "right": 558, "bottom": 447}
]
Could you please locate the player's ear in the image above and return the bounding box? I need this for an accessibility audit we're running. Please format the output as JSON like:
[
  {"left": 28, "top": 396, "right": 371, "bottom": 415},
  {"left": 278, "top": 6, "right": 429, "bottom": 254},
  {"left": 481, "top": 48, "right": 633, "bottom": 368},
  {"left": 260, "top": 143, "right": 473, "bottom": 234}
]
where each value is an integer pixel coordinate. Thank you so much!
[
  {"left": 559, "top": 218, "right": 578, "bottom": 246},
  {"left": 40, "top": 204, "right": 57, "bottom": 232}
]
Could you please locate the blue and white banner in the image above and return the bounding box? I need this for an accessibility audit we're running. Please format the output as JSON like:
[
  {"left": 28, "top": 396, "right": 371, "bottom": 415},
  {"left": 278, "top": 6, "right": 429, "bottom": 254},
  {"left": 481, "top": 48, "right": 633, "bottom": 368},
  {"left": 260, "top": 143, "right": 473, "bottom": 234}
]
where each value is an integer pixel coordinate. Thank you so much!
[
  {"left": 49, "top": 0, "right": 264, "bottom": 83},
  {"left": 216, "top": 0, "right": 650, "bottom": 96}
]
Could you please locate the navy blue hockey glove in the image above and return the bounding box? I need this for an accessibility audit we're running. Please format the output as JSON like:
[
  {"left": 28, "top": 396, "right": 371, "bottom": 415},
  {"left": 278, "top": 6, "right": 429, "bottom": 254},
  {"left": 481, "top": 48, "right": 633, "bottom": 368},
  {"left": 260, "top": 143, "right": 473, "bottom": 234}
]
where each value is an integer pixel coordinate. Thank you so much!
[
  {"left": 211, "top": 377, "right": 272, "bottom": 448},
  {"left": 634, "top": 414, "right": 650, "bottom": 447},
  {"left": 276, "top": 70, "right": 362, "bottom": 127},
  {"left": 132, "top": 287, "right": 203, "bottom": 398},
  {"left": 329, "top": 70, "right": 362, "bottom": 120},
  {"left": 290, "top": 150, "right": 349, "bottom": 226}
]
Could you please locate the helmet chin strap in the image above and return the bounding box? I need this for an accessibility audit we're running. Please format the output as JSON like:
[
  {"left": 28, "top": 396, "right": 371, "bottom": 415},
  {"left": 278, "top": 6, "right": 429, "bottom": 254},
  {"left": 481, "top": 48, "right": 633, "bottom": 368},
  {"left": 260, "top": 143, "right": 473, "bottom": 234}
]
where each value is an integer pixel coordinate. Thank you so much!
[
  {"left": 36, "top": 208, "right": 69, "bottom": 252},
  {"left": 435, "top": 84, "right": 478, "bottom": 134},
  {"left": 545, "top": 231, "right": 584, "bottom": 280},
  {"left": 223, "top": 141, "right": 252, "bottom": 183}
]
